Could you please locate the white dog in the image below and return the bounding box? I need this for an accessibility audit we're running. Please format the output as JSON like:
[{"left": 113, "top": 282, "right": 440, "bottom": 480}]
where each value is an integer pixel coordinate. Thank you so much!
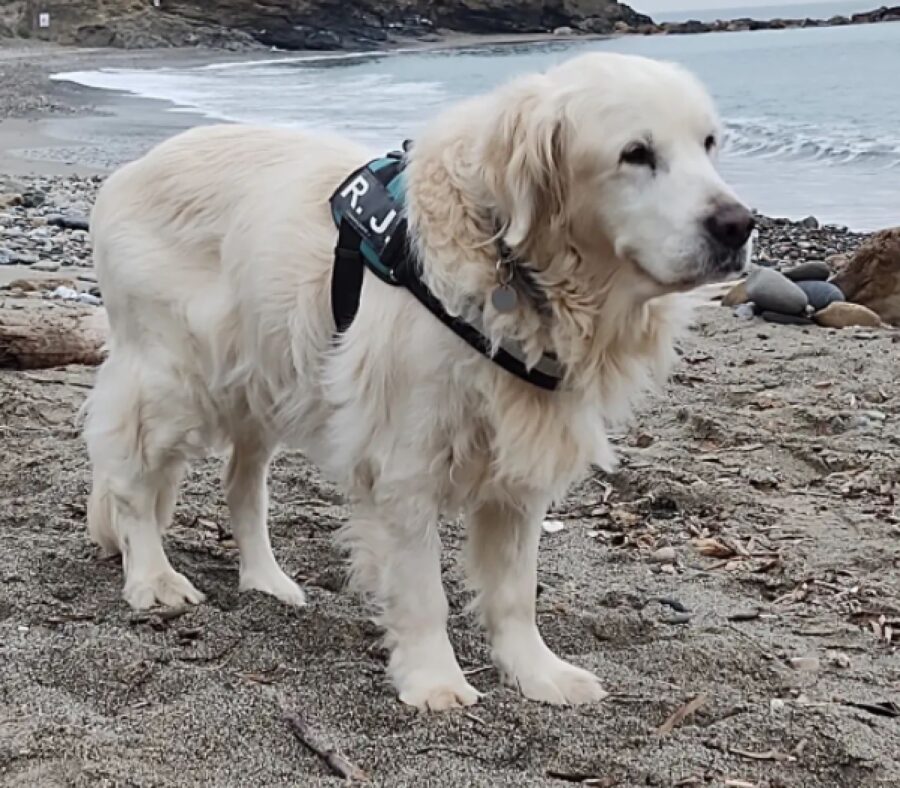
[{"left": 84, "top": 52, "right": 752, "bottom": 710}]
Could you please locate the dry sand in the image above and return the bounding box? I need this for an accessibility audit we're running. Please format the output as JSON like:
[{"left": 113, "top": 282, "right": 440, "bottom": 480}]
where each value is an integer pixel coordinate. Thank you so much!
[
  {"left": 1, "top": 38, "right": 899, "bottom": 788},
  {"left": 2, "top": 305, "right": 898, "bottom": 788}
]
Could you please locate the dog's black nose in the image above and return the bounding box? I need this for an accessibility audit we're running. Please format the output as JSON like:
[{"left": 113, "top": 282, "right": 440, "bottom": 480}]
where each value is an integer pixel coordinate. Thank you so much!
[{"left": 704, "top": 203, "right": 755, "bottom": 251}]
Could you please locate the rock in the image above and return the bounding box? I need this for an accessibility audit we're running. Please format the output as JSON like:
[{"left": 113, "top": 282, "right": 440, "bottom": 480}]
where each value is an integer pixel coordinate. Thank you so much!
[
  {"left": 733, "top": 303, "right": 756, "bottom": 320},
  {"left": 31, "top": 260, "right": 60, "bottom": 272},
  {"left": 783, "top": 261, "right": 831, "bottom": 282},
  {"left": 0, "top": 193, "right": 22, "bottom": 208},
  {"left": 552, "top": 26, "right": 574, "bottom": 35},
  {"left": 796, "top": 280, "right": 844, "bottom": 310},
  {"left": 745, "top": 268, "right": 808, "bottom": 315},
  {"left": 47, "top": 214, "right": 90, "bottom": 231},
  {"left": 6, "top": 277, "right": 76, "bottom": 292},
  {"left": 800, "top": 216, "right": 819, "bottom": 229},
  {"left": 826, "top": 253, "right": 850, "bottom": 272},
  {"left": 760, "top": 310, "right": 814, "bottom": 326},
  {"left": 649, "top": 546, "right": 676, "bottom": 564},
  {"left": 813, "top": 302, "right": 884, "bottom": 329},
  {"left": 11, "top": 252, "right": 38, "bottom": 265},
  {"left": 13, "top": 0, "right": 655, "bottom": 51},
  {"left": 831, "top": 227, "right": 900, "bottom": 325},
  {"left": 20, "top": 191, "right": 45, "bottom": 208},
  {"left": 721, "top": 279, "right": 750, "bottom": 306},
  {"left": 789, "top": 656, "right": 821, "bottom": 672}
]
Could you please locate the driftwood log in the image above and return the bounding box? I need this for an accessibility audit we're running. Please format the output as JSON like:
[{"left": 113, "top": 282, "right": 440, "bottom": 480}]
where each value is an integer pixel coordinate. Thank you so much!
[{"left": 0, "top": 307, "right": 108, "bottom": 370}]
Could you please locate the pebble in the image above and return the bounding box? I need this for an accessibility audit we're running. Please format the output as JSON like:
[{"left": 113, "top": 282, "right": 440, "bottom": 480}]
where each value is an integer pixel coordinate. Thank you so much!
[
  {"left": 746, "top": 268, "right": 809, "bottom": 315},
  {"left": 649, "top": 546, "right": 676, "bottom": 564},
  {"left": 734, "top": 303, "right": 756, "bottom": 320},
  {"left": 31, "top": 260, "right": 60, "bottom": 272},
  {"left": 789, "top": 656, "right": 821, "bottom": 672},
  {"left": 783, "top": 260, "right": 831, "bottom": 282},
  {"left": 814, "top": 302, "right": 883, "bottom": 328},
  {"left": 796, "top": 280, "right": 844, "bottom": 310},
  {"left": 760, "top": 310, "right": 814, "bottom": 326},
  {"left": 721, "top": 279, "right": 750, "bottom": 306},
  {"left": 659, "top": 612, "right": 691, "bottom": 625},
  {"left": 47, "top": 214, "right": 90, "bottom": 231}
]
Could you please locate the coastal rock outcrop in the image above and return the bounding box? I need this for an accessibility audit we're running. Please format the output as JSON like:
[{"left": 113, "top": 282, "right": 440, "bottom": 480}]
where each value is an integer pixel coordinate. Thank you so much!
[
  {"left": 17, "top": 0, "right": 651, "bottom": 50},
  {"left": 16, "top": 1, "right": 900, "bottom": 50},
  {"left": 831, "top": 227, "right": 900, "bottom": 326}
]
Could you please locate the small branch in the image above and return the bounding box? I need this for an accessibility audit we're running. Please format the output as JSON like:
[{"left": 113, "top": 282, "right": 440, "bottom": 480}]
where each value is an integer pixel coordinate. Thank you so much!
[
  {"left": 283, "top": 712, "right": 369, "bottom": 782},
  {"left": 657, "top": 694, "right": 708, "bottom": 735}
]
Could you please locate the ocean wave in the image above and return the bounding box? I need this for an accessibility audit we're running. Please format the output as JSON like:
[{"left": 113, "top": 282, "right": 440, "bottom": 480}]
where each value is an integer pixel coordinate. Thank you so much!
[{"left": 724, "top": 117, "right": 900, "bottom": 168}]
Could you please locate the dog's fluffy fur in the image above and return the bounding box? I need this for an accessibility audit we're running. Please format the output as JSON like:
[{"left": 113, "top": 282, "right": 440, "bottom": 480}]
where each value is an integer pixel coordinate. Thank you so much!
[{"left": 84, "top": 52, "right": 750, "bottom": 709}]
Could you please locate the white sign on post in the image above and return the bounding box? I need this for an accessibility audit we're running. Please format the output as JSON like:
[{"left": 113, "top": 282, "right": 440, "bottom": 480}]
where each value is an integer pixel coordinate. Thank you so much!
[{"left": 38, "top": 12, "right": 50, "bottom": 28}]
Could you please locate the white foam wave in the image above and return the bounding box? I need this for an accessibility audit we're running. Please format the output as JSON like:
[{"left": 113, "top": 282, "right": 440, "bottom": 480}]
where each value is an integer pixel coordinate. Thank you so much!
[{"left": 724, "top": 117, "right": 900, "bottom": 168}]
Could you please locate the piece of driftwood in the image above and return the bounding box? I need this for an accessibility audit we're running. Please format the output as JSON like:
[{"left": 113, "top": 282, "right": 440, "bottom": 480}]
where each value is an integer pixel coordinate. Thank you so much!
[
  {"left": 283, "top": 711, "right": 369, "bottom": 782},
  {"left": 656, "top": 694, "right": 708, "bottom": 735},
  {"left": 0, "top": 308, "right": 108, "bottom": 370}
]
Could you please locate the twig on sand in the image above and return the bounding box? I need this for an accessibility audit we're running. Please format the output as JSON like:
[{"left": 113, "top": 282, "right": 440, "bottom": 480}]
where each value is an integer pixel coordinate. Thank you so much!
[
  {"left": 728, "top": 746, "right": 795, "bottom": 762},
  {"left": 283, "top": 712, "right": 369, "bottom": 783},
  {"left": 546, "top": 770, "right": 616, "bottom": 786},
  {"left": 657, "top": 694, "right": 708, "bottom": 735}
]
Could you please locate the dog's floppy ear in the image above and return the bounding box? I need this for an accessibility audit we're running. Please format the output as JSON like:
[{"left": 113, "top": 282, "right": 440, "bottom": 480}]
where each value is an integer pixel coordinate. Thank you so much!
[{"left": 480, "top": 74, "right": 569, "bottom": 252}]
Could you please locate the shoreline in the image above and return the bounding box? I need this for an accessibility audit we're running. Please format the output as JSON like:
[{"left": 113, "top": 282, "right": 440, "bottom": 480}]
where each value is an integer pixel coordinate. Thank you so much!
[
  {"left": 0, "top": 33, "right": 893, "bottom": 232},
  {"left": 0, "top": 32, "right": 609, "bottom": 178}
]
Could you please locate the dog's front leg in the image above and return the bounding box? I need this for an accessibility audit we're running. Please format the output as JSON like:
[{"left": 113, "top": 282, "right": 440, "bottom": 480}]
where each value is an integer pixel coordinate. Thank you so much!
[
  {"left": 343, "top": 499, "right": 480, "bottom": 711},
  {"left": 466, "top": 499, "right": 607, "bottom": 705}
]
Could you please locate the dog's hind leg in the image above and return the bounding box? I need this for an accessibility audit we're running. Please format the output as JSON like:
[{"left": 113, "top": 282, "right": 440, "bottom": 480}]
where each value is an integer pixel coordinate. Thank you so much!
[
  {"left": 340, "top": 498, "right": 480, "bottom": 711},
  {"left": 466, "top": 499, "right": 607, "bottom": 705},
  {"left": 85, "top": 356, "right": 205, "bottom": 610},
  {"left": 223, "top": 435, "right": 306, "bottom": 606}
]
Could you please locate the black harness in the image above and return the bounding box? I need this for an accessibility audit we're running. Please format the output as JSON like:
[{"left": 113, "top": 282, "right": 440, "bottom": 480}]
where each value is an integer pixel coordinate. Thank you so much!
[{"left": 328, "top": 145, "right": 564, "bottom": 391}]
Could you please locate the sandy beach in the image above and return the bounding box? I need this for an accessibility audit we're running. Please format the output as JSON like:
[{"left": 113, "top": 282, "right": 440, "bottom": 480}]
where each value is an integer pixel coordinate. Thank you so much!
[{"left": 1, "top": 38, "right": 899, "bottom": 788}]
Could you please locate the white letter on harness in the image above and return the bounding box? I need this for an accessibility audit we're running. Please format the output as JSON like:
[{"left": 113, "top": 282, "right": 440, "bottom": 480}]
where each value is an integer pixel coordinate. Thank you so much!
[
  {"left": 370, "top": 209, "right": 397, "bottom": 235},
  {"left": 341, "top": 175, "right": 369, "bottom": 210}
]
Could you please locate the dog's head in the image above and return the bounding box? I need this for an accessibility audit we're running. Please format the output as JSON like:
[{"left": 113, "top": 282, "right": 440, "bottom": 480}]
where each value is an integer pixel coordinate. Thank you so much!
[{"left": 479, "top": 52, "right": 753, "bottom": 291}]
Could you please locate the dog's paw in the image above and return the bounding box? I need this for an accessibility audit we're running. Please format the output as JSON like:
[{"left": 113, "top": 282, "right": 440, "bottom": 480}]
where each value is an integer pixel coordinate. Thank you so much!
[
  {"left": 501, "top": 653, "right": 607, "bottom": 705},
  {"left": 239, "top": 567, "right": 307, "bottom": 607},
  {"left": 398, "top": 673, "right": 482, "bottom": 711},
  {"left": 123, "top": 570, "right": 206, "bottom": 610}
]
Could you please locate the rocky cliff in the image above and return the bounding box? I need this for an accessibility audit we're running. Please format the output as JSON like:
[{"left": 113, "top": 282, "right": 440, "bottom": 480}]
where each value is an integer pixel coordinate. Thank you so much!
[{"left": 8, "top": 0, "right": 652, "bottom": 50}]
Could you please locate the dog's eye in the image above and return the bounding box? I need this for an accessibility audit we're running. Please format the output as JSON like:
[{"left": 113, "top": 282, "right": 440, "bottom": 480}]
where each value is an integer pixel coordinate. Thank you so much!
[
  {"left": 620, "top": 142, "right": 656, "bottom": 169},
  {"left": 704, "top": 135, "right": 717, "bottom": 153}
]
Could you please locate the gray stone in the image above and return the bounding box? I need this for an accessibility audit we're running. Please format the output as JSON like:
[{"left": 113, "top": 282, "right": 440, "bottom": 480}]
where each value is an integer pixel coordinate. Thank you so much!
[
  {"left": 746, "top": 268, "right": 809, "bottom": 315},
  {"left": 47, "top": 214, "right": 90, "bottom": 232},
  {"left": 796, "top": 280, "right": 844, "bottom": 310},
  {"left": 800, "top": 215, "right": 820, "bottom": 229},
  {"left": 31, "top": 260, "right": 60, "bottom": 272},
  {"left": 760, "top": 311, "right": 814, "bottom": 326},
  {"left": 650, "top": 546, "right": 676, "bottom": 564},
  {"left": 783, "top": 261, "right": 831, "bottom": 282}
]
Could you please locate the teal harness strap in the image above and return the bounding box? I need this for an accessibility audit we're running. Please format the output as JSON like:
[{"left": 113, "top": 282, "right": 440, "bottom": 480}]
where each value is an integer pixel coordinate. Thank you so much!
[{"left": 328, "top": 145, "right": 564, "bottom": 392}]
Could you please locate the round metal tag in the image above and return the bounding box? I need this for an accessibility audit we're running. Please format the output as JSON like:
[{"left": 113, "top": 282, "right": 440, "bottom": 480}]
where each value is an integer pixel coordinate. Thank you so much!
[{"left": 491, "top": 285, "right": 519, "bottom": 313}]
